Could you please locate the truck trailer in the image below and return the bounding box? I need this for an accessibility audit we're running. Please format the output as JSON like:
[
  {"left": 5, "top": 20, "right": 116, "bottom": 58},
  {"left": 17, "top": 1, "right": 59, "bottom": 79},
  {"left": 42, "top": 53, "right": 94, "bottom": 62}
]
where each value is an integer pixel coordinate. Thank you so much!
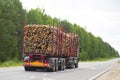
[{"left": 23, "top": 25, "right": 79, "bottom": 72}]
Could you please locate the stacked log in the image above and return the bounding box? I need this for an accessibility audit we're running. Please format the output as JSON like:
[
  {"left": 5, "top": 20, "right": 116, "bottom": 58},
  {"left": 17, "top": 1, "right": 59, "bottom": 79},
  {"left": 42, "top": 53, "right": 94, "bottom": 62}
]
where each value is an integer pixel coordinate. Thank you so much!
[
  {"left": 23, "top": 25, "right": 78, "bottom": 57},
  {"left": 24, "top": 25, "right": 56, "bottom": 54},
  {"left": 63, "top": 33, "right": 79, "bottom": 56}
]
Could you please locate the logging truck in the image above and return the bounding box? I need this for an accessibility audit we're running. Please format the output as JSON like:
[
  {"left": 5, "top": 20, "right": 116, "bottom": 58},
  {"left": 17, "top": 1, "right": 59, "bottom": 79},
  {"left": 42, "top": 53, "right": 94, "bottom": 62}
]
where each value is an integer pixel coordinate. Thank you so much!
[{"left": 23, "top": 25, "right": 79, "bottom": 72}]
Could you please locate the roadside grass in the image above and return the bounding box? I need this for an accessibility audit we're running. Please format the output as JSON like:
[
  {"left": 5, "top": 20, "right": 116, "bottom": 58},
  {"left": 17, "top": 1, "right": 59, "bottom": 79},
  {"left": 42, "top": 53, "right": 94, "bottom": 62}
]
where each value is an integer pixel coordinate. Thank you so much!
[
  {"left": 0, "top": 57, "right": 117, "bottom": 67},
  {"left": 0, "top": 60, "right": 23, "bottom": 67},
  {"left": 80, "top": 57, "right": 115, "bottom": 62}
]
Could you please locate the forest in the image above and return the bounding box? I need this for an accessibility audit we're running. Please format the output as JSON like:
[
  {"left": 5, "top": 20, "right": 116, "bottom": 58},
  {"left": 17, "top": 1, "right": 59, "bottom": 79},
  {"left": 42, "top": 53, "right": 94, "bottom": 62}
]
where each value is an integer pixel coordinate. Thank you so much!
[{"left": 0, "top": 0, "right": 119, "bottom": 63}]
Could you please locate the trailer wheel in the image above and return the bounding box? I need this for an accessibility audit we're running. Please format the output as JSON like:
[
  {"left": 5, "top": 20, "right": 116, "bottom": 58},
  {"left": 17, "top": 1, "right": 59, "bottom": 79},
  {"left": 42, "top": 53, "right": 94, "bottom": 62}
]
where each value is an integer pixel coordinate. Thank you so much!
[
  {"left": 61, "top": 63, "right": 64, "bottom": 70},
  {"left": 63, "top": 60, "right": 65, "bottom": 70},
  {"left": 50, "top": 62, "right": 56, "bottom": 72},
  {"left": 59, "top": 64, "right": 62, "bottom": 70},
  {"left": 55, "top": 61, "right": 58, "bottom": 71},
  {"left": 50, "top": 66, "right": 55, "bottom": 72},
  {"left": 75, "top": 63, "right": 78, "bottom": 68},
  {"left": 61, "top": 60, "right": 65, "bottom": 70}
]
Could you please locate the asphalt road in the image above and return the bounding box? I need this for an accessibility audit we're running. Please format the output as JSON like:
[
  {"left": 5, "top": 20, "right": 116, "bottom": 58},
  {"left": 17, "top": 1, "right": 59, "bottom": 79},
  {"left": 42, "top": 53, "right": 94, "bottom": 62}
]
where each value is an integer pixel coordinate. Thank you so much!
[{"left": 0, "top": 58, "right": 120, "bottom": 80}]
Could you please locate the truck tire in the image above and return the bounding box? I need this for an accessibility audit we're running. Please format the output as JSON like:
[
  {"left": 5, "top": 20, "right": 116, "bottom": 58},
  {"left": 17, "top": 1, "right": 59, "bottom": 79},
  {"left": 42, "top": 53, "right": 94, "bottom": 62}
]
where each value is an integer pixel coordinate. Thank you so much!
[
  {"left": 61, "top": 63, "right": 64, "bottom": 70},
  {"left": 24, "top": 66, "right": 29, "bottom": 71},
  {"left": 50, "top": 61, "right": 56, "bottom": 72},
  {"left": 63, "top": 60, "right": 65, "bottom": 70},
  {"left": 30, "top": 67, "right": 35, "bottom": 71},
  {"left": 75, "top": 63, "right": 78, "bottom": 68},
  {"left": 61, "top": 60, "right": 65, "bottom": 70},
  {"left": 59, "top": 60, "right": 64, "bottom": 70},
  {"left": 52, "top": 64, "right": 56, "bottom": 72},
  {"left": 55, "top": 61, "right": 58, "bottom": 71}
]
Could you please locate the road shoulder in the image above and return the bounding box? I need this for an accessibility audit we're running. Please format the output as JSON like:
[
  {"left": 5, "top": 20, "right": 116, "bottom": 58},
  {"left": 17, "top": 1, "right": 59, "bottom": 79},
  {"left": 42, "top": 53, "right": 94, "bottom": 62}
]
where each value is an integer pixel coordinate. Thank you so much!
[{"left": 96, "top": 63, "right": 120, "bottom": 80}]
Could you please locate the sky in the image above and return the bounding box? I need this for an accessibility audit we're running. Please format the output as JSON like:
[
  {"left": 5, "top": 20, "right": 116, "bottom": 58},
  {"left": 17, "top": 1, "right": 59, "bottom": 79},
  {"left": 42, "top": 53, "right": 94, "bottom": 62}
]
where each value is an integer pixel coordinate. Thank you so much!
[{"left": 20, "top": 0, "right": 120, "bottom": 54}]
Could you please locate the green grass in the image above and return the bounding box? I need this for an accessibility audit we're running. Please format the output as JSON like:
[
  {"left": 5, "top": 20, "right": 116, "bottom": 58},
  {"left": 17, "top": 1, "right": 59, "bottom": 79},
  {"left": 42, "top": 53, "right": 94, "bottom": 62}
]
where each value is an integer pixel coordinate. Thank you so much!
[
  {"left": 0, "top": 60, "right": 23, "bottom": 67},
  {"left": 0, "top": 57, "right": 117, "bottom": 67},
  {"left": 80, "top": 57, "right": 115, "bottom": 62}
]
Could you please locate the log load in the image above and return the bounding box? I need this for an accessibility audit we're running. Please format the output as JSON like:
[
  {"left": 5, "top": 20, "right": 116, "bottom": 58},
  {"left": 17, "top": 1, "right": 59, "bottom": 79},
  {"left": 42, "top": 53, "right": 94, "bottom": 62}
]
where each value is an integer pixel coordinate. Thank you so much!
[{"left": 23, "top": 25, "right": 78, "bottom": 57}]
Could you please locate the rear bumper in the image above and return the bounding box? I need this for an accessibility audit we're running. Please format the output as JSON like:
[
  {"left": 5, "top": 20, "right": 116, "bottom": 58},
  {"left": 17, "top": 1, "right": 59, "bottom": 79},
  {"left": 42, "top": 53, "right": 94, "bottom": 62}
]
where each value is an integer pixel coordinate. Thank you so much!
[
  {"left": 24, "top": 66, "right": 51, "bottom": 70},
  {"left": 23, "top": 61, "right": 51, "bottom": 68}
]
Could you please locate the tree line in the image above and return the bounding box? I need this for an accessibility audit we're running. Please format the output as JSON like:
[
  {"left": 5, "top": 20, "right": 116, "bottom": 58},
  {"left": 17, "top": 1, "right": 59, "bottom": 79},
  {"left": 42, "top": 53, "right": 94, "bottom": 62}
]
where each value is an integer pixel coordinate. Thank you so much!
[{"left": 0, "top": 0, "right": 119, "bottom": 62}]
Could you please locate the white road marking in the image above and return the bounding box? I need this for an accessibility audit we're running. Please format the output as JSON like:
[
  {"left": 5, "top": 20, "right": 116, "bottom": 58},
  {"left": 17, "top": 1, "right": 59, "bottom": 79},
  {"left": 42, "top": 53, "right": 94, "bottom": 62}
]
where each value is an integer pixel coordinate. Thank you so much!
[{"left": 89, "top": 67, "right": 112, "bottom": 80}]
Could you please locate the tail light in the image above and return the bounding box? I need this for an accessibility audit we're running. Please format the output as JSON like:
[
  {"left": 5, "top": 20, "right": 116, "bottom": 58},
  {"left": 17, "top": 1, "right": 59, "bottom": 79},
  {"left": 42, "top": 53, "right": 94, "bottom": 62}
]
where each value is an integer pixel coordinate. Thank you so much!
[{"left": 44, "top": 60, "right": 49, "bottom": 67}]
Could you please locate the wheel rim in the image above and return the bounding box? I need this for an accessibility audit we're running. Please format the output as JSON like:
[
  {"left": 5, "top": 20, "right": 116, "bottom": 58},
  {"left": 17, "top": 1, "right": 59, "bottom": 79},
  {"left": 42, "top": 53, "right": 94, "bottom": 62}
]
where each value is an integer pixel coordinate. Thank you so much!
[{"left": 53, "top": 65, "right": 55, "bottom": 71}]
